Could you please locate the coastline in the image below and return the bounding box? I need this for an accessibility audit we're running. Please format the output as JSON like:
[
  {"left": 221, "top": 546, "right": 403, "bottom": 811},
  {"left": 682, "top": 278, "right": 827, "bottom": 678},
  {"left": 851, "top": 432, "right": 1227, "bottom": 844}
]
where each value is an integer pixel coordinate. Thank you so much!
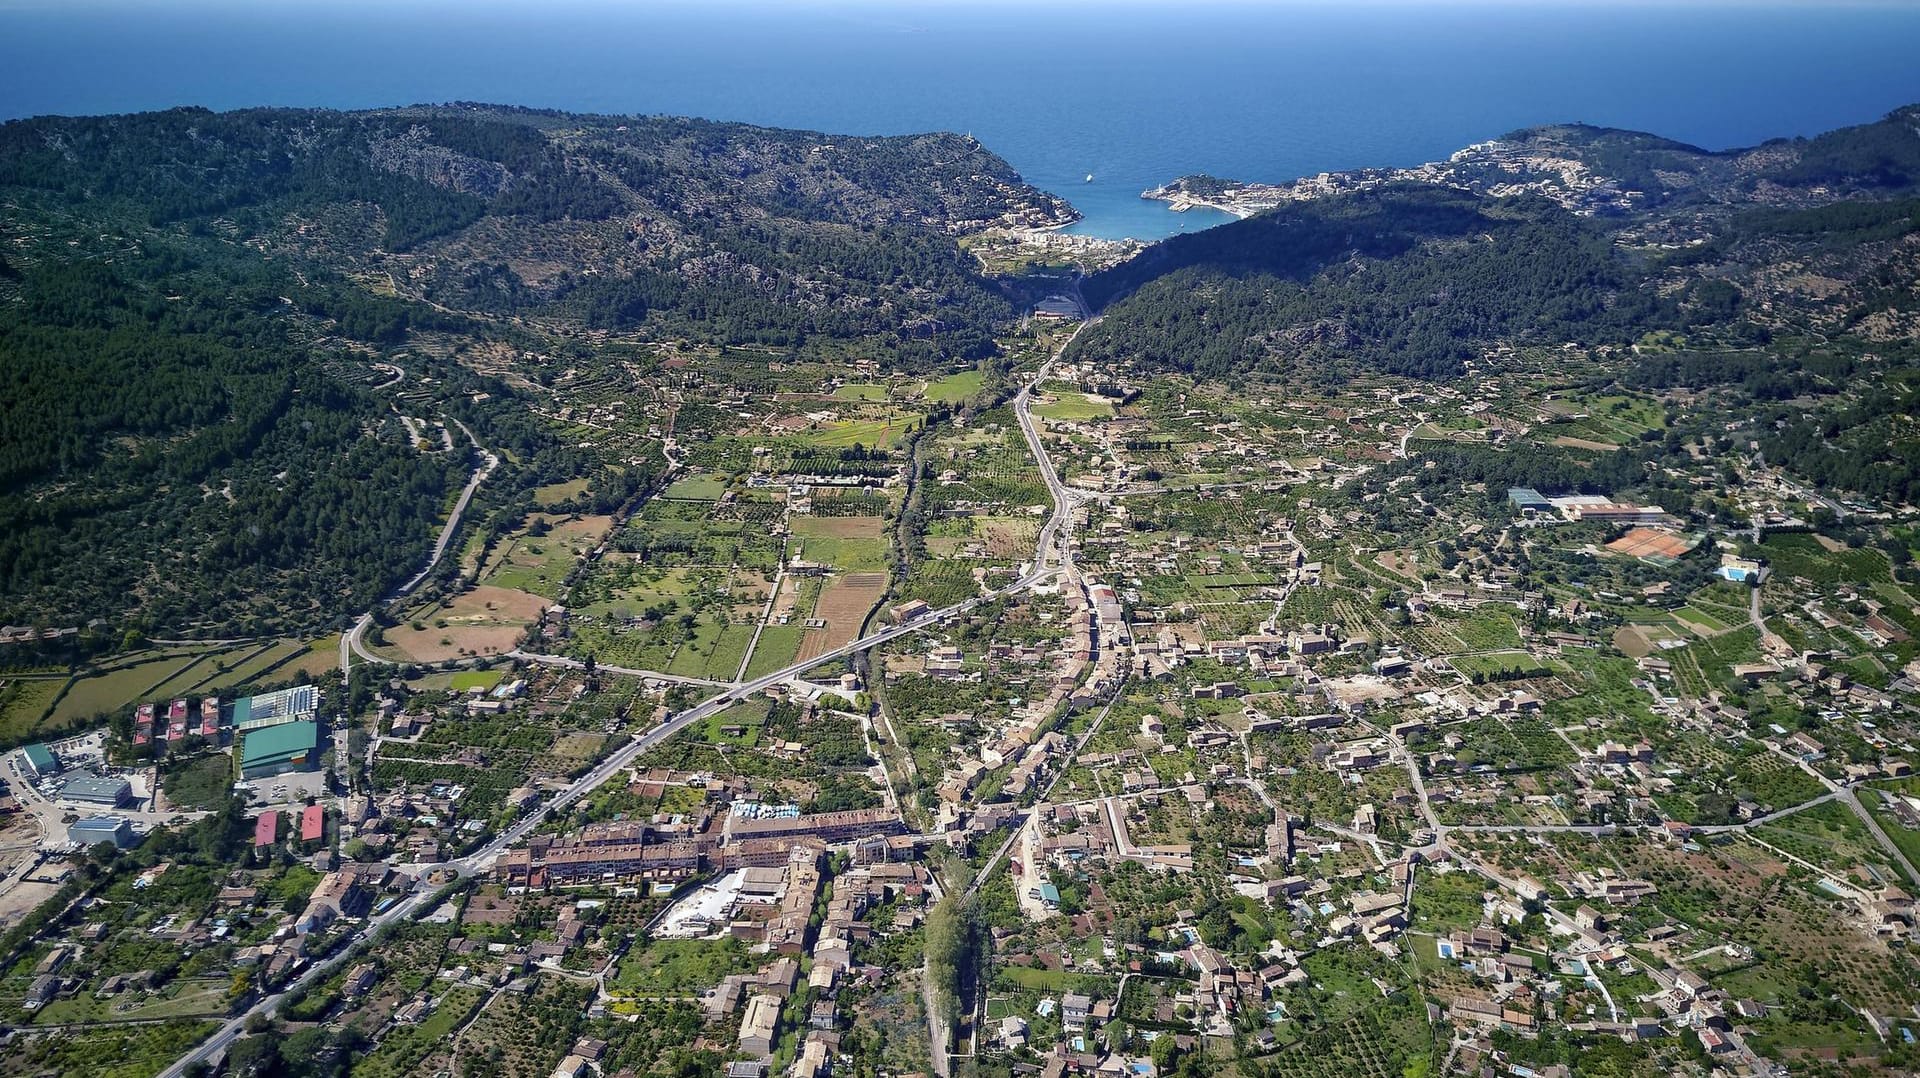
[
  {"left": 1142, "top": 190, "right": 1255, "bottom": 219},
  {"left": 1136, "top": 129, "right": 1661, "bottom": 223},
  {"left": 1140, "top": 176, "right": 1291, "bottom": 219}
]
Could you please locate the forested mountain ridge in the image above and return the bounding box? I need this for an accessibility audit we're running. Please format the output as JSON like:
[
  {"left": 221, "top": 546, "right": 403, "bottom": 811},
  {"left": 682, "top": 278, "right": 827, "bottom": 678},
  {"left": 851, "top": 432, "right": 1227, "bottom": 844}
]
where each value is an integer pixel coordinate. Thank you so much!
[
  {"left": 1, "top": 104, "right": 1073, "bottom": 359},
  {"left": 1075, "top": 185, "right": 1676, "bottom": 380},
  {"left": 1486, "top": 103, "right": 1920, "bottom": 205},
  {"left": 0, "top": 104, "right": 1070, "bottom": 640},
  {"left": 1144, "top": 105, "right": 1920, "bottom": 225}
]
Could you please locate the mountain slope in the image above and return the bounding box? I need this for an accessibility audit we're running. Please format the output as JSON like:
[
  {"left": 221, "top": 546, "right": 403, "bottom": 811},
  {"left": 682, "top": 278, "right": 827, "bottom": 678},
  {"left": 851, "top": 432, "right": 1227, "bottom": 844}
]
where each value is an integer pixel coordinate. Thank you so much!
[
  {"left": 0, "top": 104, "right": 1069, "bottom": 639},
  {"left": 1076, "top": 105, "right": 1920, "bottom": 382},
  {"left": 1, "top": 104, "right": 1072, "bottom": 360},
  {"left": 1074, "top": 185, "right": 1677, "bottom": 380}
]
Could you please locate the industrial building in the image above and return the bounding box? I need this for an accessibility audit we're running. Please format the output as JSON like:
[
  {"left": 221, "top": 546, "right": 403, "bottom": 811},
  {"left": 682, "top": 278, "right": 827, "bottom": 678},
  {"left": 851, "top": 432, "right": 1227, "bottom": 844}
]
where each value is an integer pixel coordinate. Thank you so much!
[
  {"left": 20, "top": 743, "right": 58, "bottom": 780},
  {"left": 57, "top": 772, "right": 132, "bottom": 807},
  {"left": 234, "top": 685, "right": 319, "bottom": 732},
  {"left": 68, "top": 815, "right": 135, "bottom": 849},
  {"left": 1507, "top": 487, "right": 1553, "bottom": 516},
  {"left": 239, "top": 720, "right": 320, "bottom": 779}
]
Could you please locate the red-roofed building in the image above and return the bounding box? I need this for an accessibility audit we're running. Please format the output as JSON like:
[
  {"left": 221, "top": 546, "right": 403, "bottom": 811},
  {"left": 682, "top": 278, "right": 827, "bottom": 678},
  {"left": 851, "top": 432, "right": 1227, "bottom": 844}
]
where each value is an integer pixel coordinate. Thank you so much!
[
  {"left": 300, "top": 805, "right": 325, "bottom": 843},
  {"left": 200, "top": 698, "right": 221, "bottom": 738},
  {"left": 254, "top": 811, "right": 280, "bottom": 848}
]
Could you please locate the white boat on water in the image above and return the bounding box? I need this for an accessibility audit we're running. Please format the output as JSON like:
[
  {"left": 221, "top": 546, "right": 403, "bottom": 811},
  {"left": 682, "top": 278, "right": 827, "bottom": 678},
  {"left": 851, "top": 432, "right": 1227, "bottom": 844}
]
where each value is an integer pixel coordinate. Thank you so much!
[{"left": 1084, "top": 173, "right": 1094, "bottom": 183}]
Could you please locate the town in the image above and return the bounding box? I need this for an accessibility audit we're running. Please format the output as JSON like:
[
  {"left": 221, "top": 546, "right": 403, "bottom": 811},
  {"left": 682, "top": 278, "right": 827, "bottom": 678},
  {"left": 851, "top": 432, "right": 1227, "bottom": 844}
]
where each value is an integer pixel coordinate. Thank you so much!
[
  {"left": 2, "top": 89, "right": 1920, "bottom": 1078},
  {"left": 3, "top": 295, "right": 1918, "bottom": 1078}
]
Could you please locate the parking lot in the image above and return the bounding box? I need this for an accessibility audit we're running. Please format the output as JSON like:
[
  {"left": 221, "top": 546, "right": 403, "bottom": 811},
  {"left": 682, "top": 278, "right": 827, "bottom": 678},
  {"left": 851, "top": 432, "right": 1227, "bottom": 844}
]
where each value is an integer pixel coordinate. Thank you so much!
[{"left": 238, "top": 767, "right": 331, "bottom": 810}]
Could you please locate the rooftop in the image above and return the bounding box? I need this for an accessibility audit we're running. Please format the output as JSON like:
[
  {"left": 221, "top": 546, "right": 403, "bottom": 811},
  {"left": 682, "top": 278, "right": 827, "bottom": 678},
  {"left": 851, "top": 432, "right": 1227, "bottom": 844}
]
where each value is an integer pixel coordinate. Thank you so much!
[
  {"left": 59, "top": 773, "right": 130, "bottom": 803},
  {"left": 241, "top": 720, "right": 320, "bottom": 768}
]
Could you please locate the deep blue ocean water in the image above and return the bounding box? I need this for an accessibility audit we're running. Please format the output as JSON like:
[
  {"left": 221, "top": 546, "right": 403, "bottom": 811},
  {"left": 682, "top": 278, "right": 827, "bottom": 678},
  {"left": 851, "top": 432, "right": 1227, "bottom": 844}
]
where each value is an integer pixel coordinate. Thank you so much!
[{"left": 3, "top": 1, "right": 1918, "bottom": 239}]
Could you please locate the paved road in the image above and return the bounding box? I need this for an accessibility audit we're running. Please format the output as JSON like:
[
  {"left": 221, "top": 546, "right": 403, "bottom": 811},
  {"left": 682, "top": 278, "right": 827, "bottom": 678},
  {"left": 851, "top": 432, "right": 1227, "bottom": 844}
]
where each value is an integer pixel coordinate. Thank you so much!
[
  {"left": 155, "top": 883, "right": 441, "bottom": 1078},
  {"left": 1009, "top": 309, "right": 1099, "bottom": 580},
  {"left": 369, "top": 364, "right": 405, "bottom": 391},
  {"left": 507, "top": 650, "right": 732, "bottom": 689},
  {"left": 340, "top": 420, "right": 502, "bottom": 681}
]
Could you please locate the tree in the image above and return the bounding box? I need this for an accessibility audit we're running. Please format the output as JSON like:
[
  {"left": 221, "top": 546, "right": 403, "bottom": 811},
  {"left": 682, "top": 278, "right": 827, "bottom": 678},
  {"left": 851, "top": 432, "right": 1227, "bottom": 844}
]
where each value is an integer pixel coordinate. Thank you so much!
[
  {"left": 924, "top": 890, "right": 975, "bottom": 1024},
  {"left": 1151, "top": 1031, "right": 1182, "bottom": 1071}
]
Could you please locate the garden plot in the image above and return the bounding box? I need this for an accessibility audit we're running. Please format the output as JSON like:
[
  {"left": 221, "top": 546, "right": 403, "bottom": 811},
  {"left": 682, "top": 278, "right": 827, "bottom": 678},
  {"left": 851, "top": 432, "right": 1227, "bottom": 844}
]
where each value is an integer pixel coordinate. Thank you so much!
[
  {"left": 924, "top": 514, "right": 1038, "bottom": 562},
  {"left": 1538, "top": 393, "right": 1665, "bottom": 446},
  {"left": 790, "top": 410, "right": 923, "bottom": 450},
  {"left": 564, "top": 566, "right": 768, "bottom": 680},
  {"left": 1031, "top": 390, "right": 1116, "bottom": 422}
]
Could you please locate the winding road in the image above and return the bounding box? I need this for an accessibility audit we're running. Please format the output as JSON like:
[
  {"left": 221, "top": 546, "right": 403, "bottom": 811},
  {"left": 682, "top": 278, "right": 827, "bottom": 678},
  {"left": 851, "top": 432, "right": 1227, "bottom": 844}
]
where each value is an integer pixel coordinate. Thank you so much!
[{"left": 339, "top": 419, "right": 501, "bottom": 681}]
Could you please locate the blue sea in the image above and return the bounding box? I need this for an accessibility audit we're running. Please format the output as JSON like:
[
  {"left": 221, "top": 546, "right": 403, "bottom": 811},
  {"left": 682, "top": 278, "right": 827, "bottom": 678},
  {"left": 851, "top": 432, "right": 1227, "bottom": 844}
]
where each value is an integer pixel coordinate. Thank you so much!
[{"left": 3, "top": 1, "right": 1919, "bottom": 239}]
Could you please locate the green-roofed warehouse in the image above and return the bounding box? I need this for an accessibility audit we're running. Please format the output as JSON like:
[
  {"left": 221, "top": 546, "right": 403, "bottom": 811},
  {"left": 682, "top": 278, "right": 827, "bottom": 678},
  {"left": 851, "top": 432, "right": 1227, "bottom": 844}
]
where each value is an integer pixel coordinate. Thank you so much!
[
  {"left": 21, "top": 743, "right": 58, "bottom": 779},
  {"left": 239, "top": 720, "right": 319, "bottom": 780}
]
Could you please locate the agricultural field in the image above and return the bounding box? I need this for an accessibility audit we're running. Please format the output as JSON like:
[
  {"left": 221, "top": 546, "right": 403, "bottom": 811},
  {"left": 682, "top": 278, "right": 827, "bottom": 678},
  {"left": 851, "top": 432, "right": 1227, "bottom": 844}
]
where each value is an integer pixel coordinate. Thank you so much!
[
  {"left": 796, "top": 573, "right": 888, "bottom": 661},
  {"left": 922, "top": 369, "right": 987, "bottom": 403},
  {"left": 376, "top": 585, "right": 548, "bottom": 663},
  {"left": 1538, "top": 392, "right": 1666, "bottom": 446},
  {"left": 0, "top": 676, "right": 68, "bottom": 745},
  {"left": 661, "top": 473, "right": 730, "bottom": 501},
  {"left": 160, "top": 754, "right": 237, "bottom": 810},
  {"left": 1030, "top": 390, "right": 1115, "bottom": 422},
  {"left": 0, "top": 1019, "right": 221, "bottom": 1078},
  {"left": 790, "top": 514, "right": 890, "bottom": 572},
  {"left": 831, "top": 382, "right": 890, "bottom": 402},
  {"left": 610, "top": 938, "right": 758, "bottom": 996},
  {"left": 477, "top": 514, "right": 612, "bottom": 599},
  {"left": 1761, "top": 533, "right": 1890, "bottom": 586},
  {"left": 532, "top": 477, "right": 591, "bottom": 508},
  {"left": 48, "top": 650, "right": 210, "bottom": 726},
  {"left": 449, "top": 669, "right": 505, "bottom": 692},
  {"left": 791, "top": 410, "right": 924, "bottom": 450},
  {"left": 1752, "top": 799, "right": 1904, "bottom": 882},
  {"left": 1447, "top": 650, "right": 1563, "bottom": 682},
  {"left": 561, "top": 562, "right": 771, "bottom": 679},
  {"left": 1671, "top": 603, "right": 1735, "bottom": 635}
]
